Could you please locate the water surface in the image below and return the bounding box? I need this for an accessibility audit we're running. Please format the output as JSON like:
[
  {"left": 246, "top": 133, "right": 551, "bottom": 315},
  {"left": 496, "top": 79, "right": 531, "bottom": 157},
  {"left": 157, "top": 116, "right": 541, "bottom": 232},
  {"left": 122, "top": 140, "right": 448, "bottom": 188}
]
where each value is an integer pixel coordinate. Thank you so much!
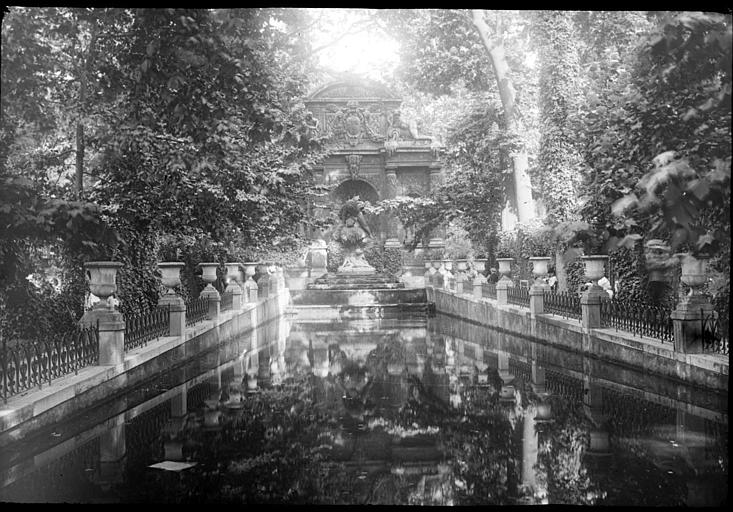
[{"left": 0, "top": 313, "right": 727, "bottom": 505}]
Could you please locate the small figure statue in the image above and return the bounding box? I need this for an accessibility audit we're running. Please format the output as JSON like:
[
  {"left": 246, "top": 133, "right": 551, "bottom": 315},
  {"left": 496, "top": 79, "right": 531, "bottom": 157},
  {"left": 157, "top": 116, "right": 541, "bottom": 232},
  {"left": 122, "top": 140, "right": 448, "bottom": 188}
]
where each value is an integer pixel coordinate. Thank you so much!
[
  {"left": 304, "top": 111, "right": 319, "bottom": 138},
  {"left": 333, "top": 198, "right": 375, "bottom": 274}
]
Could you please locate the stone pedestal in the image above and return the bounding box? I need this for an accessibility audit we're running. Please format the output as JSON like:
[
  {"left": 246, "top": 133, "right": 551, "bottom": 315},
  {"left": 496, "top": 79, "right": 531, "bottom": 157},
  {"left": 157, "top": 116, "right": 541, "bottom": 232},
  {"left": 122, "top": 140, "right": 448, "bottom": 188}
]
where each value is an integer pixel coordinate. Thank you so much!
[
  {"left": 473, "top": 275, "right": 486, "bottom": 299},
  {"left": 671, "top": 295, "right": 715, "bottom": 353},
  {"left": 200, "top": 287, "right": 220, "bottom": 322},
  {"left": 580, "top": 286, "right": 605, "bottom": 329},
  {"left": 455, "top": 273, "right": 466, "bottom": 294},
  {"left": 159, "top": 294, "right": 186, "bottom": 338},
  {"left": 529, "top": 284, "right": 548, "bottom": 316},
  {"left": 496, "top": 280, "right": 511, "bottom": 306},
  {"left": 98, "top": 312, "right": 126, "bottom": 366},
  {"left": 309, "top": 240, "right": 328, "bottom": 280},
  {"left": 285, "top": 265, "right": 309, "bottom": 291}
]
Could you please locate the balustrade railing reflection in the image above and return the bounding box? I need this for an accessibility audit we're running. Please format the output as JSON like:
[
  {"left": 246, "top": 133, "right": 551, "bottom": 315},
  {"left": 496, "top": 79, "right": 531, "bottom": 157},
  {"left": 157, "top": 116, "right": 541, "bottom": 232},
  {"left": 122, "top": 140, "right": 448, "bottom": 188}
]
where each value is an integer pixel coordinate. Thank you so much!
[
  {"left": 1, "top": 325, "right": 99, "bottom": 403},
  {"left": 599, "top": 298, "right": 674, "bottom": 343},
  {"left": 124, "top": 305, "right": 170, "bottom": 352},
  {"left": 543, "top": 369, "right": 584, "bottom": 403},
  {"left": 0, "top": 436, "right": 100, "bottom": 501},
  {"left": 599, "top": 386, "right": 677, "bottom": 438}
]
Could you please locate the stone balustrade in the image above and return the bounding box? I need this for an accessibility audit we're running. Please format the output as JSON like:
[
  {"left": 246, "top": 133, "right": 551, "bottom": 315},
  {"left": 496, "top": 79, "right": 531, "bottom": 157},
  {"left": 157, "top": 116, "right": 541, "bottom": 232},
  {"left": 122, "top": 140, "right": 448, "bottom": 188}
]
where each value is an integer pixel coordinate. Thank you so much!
[
  {"left": 435, "top": 253, "right": 722, "bottom": 355},
  {"left": 77, "top": 259, "right": 281, "bottom": 368}
]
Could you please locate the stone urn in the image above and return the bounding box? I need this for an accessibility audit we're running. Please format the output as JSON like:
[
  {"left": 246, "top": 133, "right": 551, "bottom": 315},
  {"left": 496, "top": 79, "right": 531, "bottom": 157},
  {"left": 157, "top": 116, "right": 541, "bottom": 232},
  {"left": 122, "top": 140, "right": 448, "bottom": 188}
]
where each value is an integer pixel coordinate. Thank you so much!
[
  {"left": 242, "top": 262, "right": 257, "bottom": 283},
  {"left": 158, "top": 262, "right": 184, "bottom": 295},
  {"left": 473, "top": 259, "right": 487, "bottom": 274},
  {"left": 675, "top": 252, "right": 708, "bottom": 294},
  {"left": 497, "top": 257, "right": 514, "bottom": 283},
  {"left": 455, "top": 259, "right": 468, "bottom": 272},
  {"left": 198, "top": 262, "right": 219, "bottom": 289},
  {"left": 85, "top": 261, "right": 123, "bottom": 309},
  {"left": 225, "top": 262, "right": 242, "bottom": 285},
  {"left": 529, "top": 256, "right": 551, "bottom": 286},
  {"left": 581, "top": 255, "right": 608, "bottom": 286}
]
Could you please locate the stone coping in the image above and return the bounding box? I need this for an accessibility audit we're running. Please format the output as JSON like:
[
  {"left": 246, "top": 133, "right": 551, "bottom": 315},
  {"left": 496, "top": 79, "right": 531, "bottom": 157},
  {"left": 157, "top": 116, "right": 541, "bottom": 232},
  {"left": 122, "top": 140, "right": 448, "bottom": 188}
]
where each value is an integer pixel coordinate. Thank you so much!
[{"left": 0, "top": 299, "right": 273, "bottom": 436}]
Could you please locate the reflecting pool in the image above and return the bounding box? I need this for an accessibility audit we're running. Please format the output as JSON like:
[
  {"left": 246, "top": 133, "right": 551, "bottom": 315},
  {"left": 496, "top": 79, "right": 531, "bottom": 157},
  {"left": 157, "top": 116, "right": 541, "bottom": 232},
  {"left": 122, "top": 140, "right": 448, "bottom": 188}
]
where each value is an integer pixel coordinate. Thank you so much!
[{"left": 0, "top": 313, "right": 727, "bottom": 505}]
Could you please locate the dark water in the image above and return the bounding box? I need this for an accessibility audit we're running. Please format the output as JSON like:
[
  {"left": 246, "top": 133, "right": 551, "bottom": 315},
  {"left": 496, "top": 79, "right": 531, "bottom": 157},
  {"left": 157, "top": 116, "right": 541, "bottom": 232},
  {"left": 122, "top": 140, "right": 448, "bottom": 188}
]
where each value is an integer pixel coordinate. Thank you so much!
[{"left": 0, "top": 313, "right": 728, "bottom": 505}]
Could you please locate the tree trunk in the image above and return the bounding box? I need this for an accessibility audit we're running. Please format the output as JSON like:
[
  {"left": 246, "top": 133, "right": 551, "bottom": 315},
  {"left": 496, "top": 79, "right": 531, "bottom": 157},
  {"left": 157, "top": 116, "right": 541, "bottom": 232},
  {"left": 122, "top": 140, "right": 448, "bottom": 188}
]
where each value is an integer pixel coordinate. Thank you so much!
[
  {"left": 471, "top": 10, "right": 535, "bottom": 225},
  {"left": 75, "top": 22, "right": 99, "bottom": 201}
]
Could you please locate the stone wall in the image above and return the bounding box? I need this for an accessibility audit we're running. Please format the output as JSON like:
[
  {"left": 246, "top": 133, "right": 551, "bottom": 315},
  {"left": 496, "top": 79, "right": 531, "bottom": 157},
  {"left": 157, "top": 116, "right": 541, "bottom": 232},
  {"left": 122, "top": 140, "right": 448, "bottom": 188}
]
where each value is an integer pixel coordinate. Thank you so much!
[
  {"left": 0, "top": 293, "right": 285, "bottom": 447},
  {"left": 427, "top": 287, "right": 728, "bottom": 391}
]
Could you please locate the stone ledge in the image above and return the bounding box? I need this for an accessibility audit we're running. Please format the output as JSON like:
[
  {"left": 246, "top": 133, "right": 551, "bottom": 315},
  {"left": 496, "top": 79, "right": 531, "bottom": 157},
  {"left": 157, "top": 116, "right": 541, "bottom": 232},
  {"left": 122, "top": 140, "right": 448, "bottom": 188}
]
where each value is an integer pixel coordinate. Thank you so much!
[{"left": 428, "top": 286, "right": 728, "bottom": 390}]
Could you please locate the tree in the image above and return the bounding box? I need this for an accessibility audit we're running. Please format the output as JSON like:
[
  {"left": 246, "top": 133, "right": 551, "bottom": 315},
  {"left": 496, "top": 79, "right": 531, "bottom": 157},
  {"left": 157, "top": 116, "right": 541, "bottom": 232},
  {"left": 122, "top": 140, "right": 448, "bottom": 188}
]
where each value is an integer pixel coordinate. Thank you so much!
[{"left": 379, "top": 9, "right": 536, "bottom": 225}]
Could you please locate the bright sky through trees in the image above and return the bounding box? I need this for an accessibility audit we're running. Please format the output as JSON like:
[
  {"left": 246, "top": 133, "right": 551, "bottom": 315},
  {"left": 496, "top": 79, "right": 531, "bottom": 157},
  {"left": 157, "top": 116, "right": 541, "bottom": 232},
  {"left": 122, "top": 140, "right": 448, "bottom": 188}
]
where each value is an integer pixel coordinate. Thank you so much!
[{"left": 308, "top": 9, "right": 400, "bottom": 81}]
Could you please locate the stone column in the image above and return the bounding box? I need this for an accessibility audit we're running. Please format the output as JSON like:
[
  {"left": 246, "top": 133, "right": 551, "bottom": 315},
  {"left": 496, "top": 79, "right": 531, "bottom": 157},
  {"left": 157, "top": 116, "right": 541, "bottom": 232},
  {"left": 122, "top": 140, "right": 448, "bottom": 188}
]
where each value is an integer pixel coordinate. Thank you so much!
[
  {"left": 384, "top": 164, "right": 402, "bottom": 249},
  {"left": 309, "top": 239, "right": 328, "bottom": 280},
  {"left": 671, "top": 297, "right": 714, "bottom": 353},
  {"left": 158, "top": 262, "right": 186, "bottom": 338},
  {"left": 580, "top": 286, "right": 604, "bottom": 329},
  {"left": 529, "top": 286, "right": 546, "bottom": 316},
  {"left": 198, "top": 262, "right": 221, "bottom": 322},
  {"left": 473, "top": 274, "right": 486, "bottom": 299},
  {"left": 496, "top": 280, "right": 510, "bottom": 306},
  {"left": 98, "top": 416, "right": 126, "bottom": 490},
  {"left": 671, "top": 254, "right": 714, "bottom": 353},
  {"left": 427, "top": 163, "right": 445, "bottom": 248},
  {"left": 455, "top": 272, "right": 466, "bottom": 294},
  {"left": 80, "top": 261, "right": 126, "bottom": 366},
  {"left": 243, "top": 263, "right": 258, "bottom": 304},
  {"left": 225, "top": 262, "right": 243, "bottom": 310}
]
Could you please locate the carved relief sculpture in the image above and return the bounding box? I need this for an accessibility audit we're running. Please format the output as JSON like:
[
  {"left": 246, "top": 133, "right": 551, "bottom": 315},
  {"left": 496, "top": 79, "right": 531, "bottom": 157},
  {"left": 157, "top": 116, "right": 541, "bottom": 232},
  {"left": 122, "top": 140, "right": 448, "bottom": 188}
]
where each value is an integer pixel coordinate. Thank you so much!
[{"left": 346, "top": 154, "right": 362, "bottom": 179}]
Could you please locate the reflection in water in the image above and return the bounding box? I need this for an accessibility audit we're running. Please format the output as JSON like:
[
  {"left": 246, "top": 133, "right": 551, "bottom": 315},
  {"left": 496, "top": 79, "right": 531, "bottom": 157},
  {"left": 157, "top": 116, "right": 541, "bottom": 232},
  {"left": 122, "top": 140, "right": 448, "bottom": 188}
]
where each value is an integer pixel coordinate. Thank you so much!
[{"left": 0, "top": 315, "right": 727, "bottom": 505}]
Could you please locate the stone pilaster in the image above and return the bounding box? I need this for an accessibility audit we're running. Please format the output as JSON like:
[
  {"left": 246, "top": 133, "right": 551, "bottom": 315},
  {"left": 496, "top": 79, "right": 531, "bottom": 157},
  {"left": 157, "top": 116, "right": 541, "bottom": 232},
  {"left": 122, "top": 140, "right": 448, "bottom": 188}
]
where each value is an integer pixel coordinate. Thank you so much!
[
  {"left": 473, "top": 275, "right": 486, "bottom": 299},
  {"left": 529, "top": 284, "right": 548, "bottom": 317},
  {"left": 496, "top": 280, "right": 511, "bottom": 306},
  {"left": 159, "top": 294, "right": 186, "bottom": 339},
  {"left": 580, "top": 285, "right": 605, "bottom": 330},
  {"left": 98, "top": 312, "right": 126, "bottom": 366},
  {"left": 200, "top": 286, "right": 220, "bottom": 322},
  {"left": 309, "top": 239, "right": 328, "bottom": 280},
  {"left": 671, "top": 294, "right": 715, "bottom": 353}
]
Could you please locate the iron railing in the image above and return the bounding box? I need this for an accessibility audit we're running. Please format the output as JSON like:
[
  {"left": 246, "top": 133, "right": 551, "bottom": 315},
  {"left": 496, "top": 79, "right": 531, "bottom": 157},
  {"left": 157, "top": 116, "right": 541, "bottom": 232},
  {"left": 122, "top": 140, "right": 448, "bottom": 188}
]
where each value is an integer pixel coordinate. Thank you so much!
[
  {"left": 482, "top": 282, "right": 497, "bottom": 300},
  {"left": 599, "top": 298, "right": 674, "bottom": 343},
  {"left": 543, "top": 289, "right": 581, "bottom": 320},
  {"left": 702, "top": 308, "right": 729, "bottom": 355},
  {"left": 186, "top": 296, "right": 209, "bottom": 327},
  {"left": 124, "top": 305, "right": 170, "bottom": 352},
  {"left": 1, "top": 325, "right": 99, "bottom": 403},
  {"left": 507, "top": 285, "right": 530, "bottom": 308},
  {"left": 220, "top": 291, "right": 233, "bottom": 311}
]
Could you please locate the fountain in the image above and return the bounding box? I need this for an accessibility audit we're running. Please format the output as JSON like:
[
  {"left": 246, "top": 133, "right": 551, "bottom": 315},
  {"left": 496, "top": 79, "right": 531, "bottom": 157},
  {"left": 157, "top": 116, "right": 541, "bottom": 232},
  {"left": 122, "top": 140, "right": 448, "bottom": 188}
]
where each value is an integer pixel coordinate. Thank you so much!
[
  {"left": 291, "top": 199, "right": 428, "bottom": 320},
  {"left": 307, "top": 199, "right": 404, "bottom": 290}
]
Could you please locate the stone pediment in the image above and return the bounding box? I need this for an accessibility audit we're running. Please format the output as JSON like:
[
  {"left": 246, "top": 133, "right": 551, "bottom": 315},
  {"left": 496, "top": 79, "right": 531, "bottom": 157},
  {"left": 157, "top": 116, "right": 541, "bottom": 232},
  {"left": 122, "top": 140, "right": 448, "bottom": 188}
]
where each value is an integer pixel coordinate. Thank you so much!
[{"left": 307, "top": 80, "right": 400, "bottom": 103}]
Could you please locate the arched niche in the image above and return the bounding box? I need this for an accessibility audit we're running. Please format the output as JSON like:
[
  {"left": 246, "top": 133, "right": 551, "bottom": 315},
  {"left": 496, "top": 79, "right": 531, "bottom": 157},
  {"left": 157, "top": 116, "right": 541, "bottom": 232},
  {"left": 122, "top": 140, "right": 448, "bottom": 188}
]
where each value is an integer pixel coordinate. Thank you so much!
[{"left": 331, "top": 179, "right": 381, "bottom": 240}]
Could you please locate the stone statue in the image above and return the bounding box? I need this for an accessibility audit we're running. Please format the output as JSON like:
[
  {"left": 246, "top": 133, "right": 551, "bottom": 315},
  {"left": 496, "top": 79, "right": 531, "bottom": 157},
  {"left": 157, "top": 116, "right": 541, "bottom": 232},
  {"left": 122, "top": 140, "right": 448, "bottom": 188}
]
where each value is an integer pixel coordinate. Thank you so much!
[
  {"left": 333, "top": 199, "right": 375, "bottom": 274},
  {"left": 304, "top": 111, "right": 319, "bottom": 137}
]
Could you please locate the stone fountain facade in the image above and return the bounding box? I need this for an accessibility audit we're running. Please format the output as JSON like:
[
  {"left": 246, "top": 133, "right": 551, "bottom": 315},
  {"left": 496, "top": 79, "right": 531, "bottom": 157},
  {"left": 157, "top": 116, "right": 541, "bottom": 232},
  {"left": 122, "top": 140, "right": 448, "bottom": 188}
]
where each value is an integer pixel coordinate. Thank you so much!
[{"left": 303, "top": 77, "right": 445, "bottom": 251}]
